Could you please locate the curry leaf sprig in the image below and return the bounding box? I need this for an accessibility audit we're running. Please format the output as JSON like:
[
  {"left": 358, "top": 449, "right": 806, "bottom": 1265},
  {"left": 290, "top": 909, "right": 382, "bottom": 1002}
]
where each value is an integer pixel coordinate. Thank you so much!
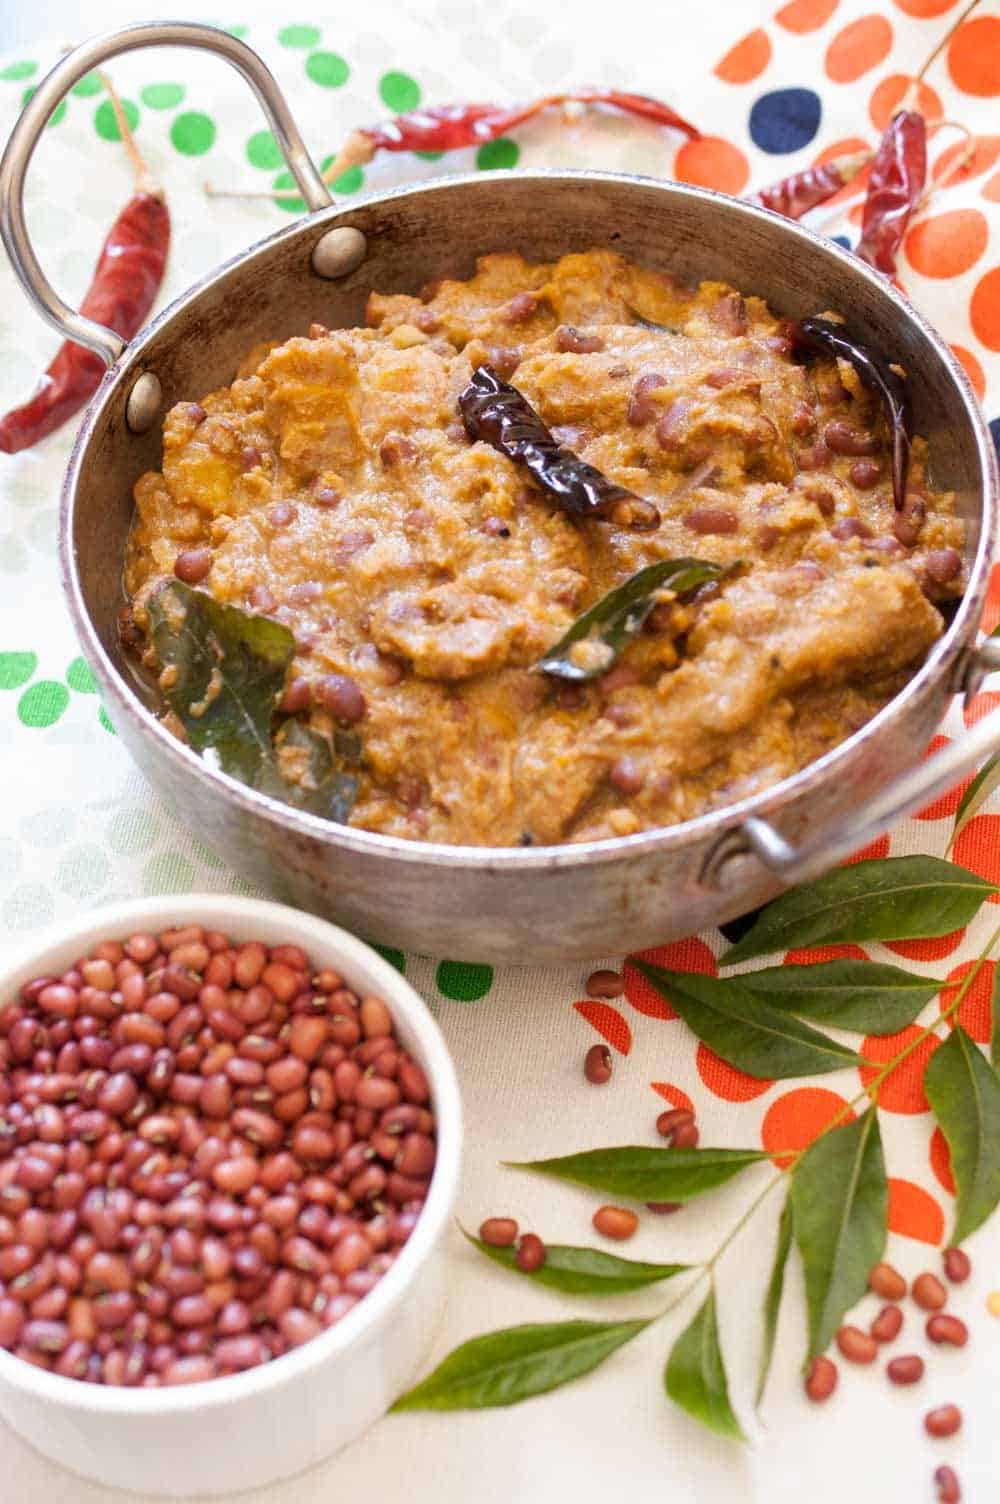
[{"left": 394, "top": 855, "right": 1000, "bottom": 1438}]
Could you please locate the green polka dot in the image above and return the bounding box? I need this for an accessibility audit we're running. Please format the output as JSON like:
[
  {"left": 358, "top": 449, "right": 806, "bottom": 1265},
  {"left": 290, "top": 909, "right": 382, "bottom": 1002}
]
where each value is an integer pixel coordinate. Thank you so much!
[
  {"left": 0, "top": 838, "right": 22, "bottom": 886},
  {"left": 332, "top": 164, "right": 363, "bottom": 194},
  {"left": 170, "top": 111, "right": 216, "bottom": 156},
  {"left": 18, "top": 680, "right": 69, "bottom": 728},
  {"left": 379, "top": 71, "right": 421, "bottom": 113},
  {"left": 20, "top": 806, "right": 75, "bottom": 846},
  {"left": 141, "top": 82, "right": 185, "bottom": 111},
  {"left": 374, "top": 945, "right": 406, "bottom": 974},
  {"left": 272, "top": 170, "right": 306, "bottom": 215},
  {"left": 98, "top": 706, "right": 117, "bottom": 735},
  {"left": 306, "top": 51, "right": 349, "bottom": 88},
  {"left": 95, "top": 97, "right": 139, "bottom": 142},
  {"left": 3, "top": 883, "right": 54, "bottom": 931},
  {"left": 226, "top": 25, "right": 249, "bottom": 39},
  {"left": 476, "top": 138, "right": 519, "bottom": 171},
  {"left": 21, "top": 87, "right": 66, "bottom": 128},
  {"left": 278, "top": 24, "right": 320, "bottom": 48},
  {"left": 72, "top": 72, "right": 102, "bottom": 96},
  {"left": 246, "top": 129, "right": 282, "bottom": 169},
  {"left": 0, "top": 652, "right": 37, "bottom": 690},
  {"left": 142, "top": 851, "right": 196, "bottom": 895},
  {"left": 57, "top": 844, "right": 110, "bottom": 899},
  {"left": 436, "top": 959, "right": 493, "bottom": 1001},
  {"left": 107, "top": 808, "right": 159, "bottom": 856},
  {"left": 0, "top": 534, "right": 28, "bottom": 572},
  {"left": 2, "top": 61, "right": 37, "bottom": 81},
  {"left": 415, "top": 149, "right": 445, "bottom": 161},
  {"left": 66, "top": 656, "right": 97, "bottom": 694}
]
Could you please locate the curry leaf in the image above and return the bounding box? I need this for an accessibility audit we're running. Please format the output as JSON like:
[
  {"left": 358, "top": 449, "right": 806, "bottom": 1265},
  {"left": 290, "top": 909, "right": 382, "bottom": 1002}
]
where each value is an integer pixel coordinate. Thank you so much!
[
  {"left": 538, "top": 558, "right": 727, "bottom": 682},
  {"left": 734, "top": 960, "right": 941, "bottom": 1035},
  {"left": 756, "top": 1194, "right": 793, "bottom": 1409},
  {"left": 147, "top": 579, "right": 294, "bottom": 785},
  {"left": 507, "top": 1145, "right": 767, "bottom": 1203},
  {"left": 146, "top": 581, "right": 358, "bottom": 823},
  {"left": 952, "top": 754, "right": 1000, "bottom": 846},
  {"left": 391, "top": 1317, "right": 650, "bottom": 1411},
  {"left": 722, "top": 857, "right": 997, "bottom": 966},
  {"left": 630, "top": 962, "right": 862, "bottom": 1078},
  {"left": 628, "top": 308, "right": 680, "bottom": 335},
  {"left": 791, "top": 1108, "right": 887, "bottom": 1359},
  {"left": 664, "top": 1286, "right": 745, "bottom": 1441},
  {"left": 924, "top": 1024, "right": 1000, "bottom": 1245},
  {"left": 462, "top": 1228, "right": 689, "bottom": 1296}
]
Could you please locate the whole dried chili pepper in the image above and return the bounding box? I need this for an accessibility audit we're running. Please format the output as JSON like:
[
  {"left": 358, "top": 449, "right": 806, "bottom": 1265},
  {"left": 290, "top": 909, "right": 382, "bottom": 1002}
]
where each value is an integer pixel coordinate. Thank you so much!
[
  {"left": 748, "top": 150, "right": 870, "bottom": 221},
  {"left": 0, "top": 76, "right": 169, "bottom": 455},
  {"left": 459, "top": 365, "right": 660, "bottom": 531},
  {"left": 207, "top": 89, "right": 699, "bottom": 202},
  {"left": 790, "top": 315, "right": 911, "bottom": 511},
  {"left": 855, "top": 111, "right": 927, "bottom": 276}
]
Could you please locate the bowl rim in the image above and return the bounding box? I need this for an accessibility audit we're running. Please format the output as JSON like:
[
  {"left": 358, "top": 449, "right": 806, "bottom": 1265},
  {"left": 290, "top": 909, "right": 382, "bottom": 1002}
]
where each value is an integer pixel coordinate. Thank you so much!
[
  {"left": 60, "top": 167, "right": 1000, "bottom": 872},
  {"left": 0, "top": 893, "right": 462, "bottom": 1414}
]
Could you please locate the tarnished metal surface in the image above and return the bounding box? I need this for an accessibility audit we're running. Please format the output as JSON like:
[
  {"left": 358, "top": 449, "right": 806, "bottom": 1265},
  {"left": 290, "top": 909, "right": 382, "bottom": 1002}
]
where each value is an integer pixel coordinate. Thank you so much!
[{"left": 55, "top": 171, "right": 999, "bottom": 963}]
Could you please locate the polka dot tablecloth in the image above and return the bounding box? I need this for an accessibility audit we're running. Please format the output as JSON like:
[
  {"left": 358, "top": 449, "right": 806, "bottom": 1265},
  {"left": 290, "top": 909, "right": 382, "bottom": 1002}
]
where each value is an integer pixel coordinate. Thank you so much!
[{"left": 2, "top": 1, "right": 1000, "bottom": 1500}]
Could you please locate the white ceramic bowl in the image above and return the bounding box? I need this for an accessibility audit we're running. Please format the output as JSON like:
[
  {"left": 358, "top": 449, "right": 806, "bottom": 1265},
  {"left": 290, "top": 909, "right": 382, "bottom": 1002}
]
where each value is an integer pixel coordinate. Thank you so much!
[{"left": 0, "top": 895, "right": 462, "bottom": 1496}]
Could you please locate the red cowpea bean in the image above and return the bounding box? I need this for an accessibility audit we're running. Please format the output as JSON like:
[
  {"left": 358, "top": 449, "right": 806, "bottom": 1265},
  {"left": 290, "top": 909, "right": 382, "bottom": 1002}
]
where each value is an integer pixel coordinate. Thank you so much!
[
  {"left": 592, "top": 1205, "right": 638, "bottom": 1241},
  {"left": 942, "top": 1247, "right": 970, "bottom": 1284},
  {"left": 934, "top": 1464, "right": 961, "bottom": 1502},
  {"left": 870, "top": 1304, "right": 903, "bottom": 1343},
  {"left": 836, "top": 1325, "right": 878, "bottom": 1364},
  {"left": 913, "top": 1272, "right": 947, "bottom": 1311},
  {"left": 925, "top": 1405, "right": 962, "bottom": 1438},
  {"left": 887, "top": 1354, "right": 924, "bottom": 1385},
  {"left": 804, "top": 1354, "right": 838, "bottom": 1402},
  {"left": 515, "top": 1234, "right": 546, "bottom": 1272},
  {"left": 926, "top": 1314, "right": 968, "bottom": 1347},
  {"left": 868, "top": 1262, "right": 907, "bottom": 1301}
]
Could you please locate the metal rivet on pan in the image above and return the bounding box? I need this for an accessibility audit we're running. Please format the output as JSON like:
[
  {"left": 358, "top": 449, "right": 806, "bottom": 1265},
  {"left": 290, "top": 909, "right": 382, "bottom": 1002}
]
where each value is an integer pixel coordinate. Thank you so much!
[
  {"left": 126, "top": 372, "right": 162, "bottom": 435},
  {"left": 311, "top": 226, "right": 367, "bottom": 280}
]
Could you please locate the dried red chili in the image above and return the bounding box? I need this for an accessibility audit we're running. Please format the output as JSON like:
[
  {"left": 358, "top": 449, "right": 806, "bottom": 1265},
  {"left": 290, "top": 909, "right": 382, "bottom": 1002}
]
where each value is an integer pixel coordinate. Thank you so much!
[
  {"left": 459, "top": 365, "right": 660, "bottom": 530},
  {"left": 749, "top": 150, "right": 870, "bottom": 221},
  {"left": 855, "top": 111, "right": 927, "bottom": 276},
  {"left": 0, "top": 79, "right": 169, "bottom": 455}
]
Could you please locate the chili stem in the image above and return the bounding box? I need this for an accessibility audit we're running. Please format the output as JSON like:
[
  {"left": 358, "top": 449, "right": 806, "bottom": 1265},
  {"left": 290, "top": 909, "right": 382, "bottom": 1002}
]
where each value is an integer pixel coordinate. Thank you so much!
[
  {"left": 914, "top": 0, "right": 981, "bottom": 85},
  {"left": 99, "top": 70, "right": 159, "bottom": 197},
  {"left": 205, "top": 133, "right": 375, "bottom": 203}
]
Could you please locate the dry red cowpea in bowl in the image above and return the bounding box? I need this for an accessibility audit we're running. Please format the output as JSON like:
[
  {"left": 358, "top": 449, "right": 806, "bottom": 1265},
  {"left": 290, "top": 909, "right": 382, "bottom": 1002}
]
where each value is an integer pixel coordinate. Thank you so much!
[{"left": 0, "top": 896, "right": 461, "bottom": 1496}]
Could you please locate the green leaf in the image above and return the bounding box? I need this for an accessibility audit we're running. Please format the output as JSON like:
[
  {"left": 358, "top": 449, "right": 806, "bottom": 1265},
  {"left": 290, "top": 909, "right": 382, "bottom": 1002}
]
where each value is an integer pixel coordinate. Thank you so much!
[
  {"left": 952, "top": 754, "right": 1000, "bottom": 846},
  {"left": 756, "top": 1194, "right": 793, "bottom": 1408},
  {"left": 735, "top": 960, "right": 941, "bottom": 1035},
  {"left": 508, "top": 1145, "right": 767, "bottom": 1203},
  {"left": 463, "top": 1228, "right": 689, "bottom": 1295},
  {"left": 791, "top": 1107, "right": 887, "bottom": 1359},
  {"left": 538, "top": 558, "right": 727, "bottom": 682},
  {"left": 147, "top": 579, "right": 294, "bottom": 785},
  {"left": 924, "top": 1024, "right": 1000, "bottom": 1245},
  {"left": 630, "top": 962, "right": 862, "bottom": 1078},
  {"left": 664, "top": 1287, "right": 745, "bottom": 1441},
  {"left": 146, "top": 581, "right": 358, "bottom": 822},
  {"left": 391, "top": 1317, "right": 650, "bottom": 1411},
  {"left": 722, "top": 857, "right": 997, "bottom": 965}
]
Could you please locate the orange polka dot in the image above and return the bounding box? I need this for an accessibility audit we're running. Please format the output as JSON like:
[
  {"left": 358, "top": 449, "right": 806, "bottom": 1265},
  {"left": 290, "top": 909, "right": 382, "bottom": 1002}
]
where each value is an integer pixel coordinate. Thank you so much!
[
  {"left": 675, "top": 136, "right": 750, "bottom": 195},
  {"left": 885, "top": 930, "right": 966, "bottom": 962},
  {"left": 906, "top": 208, "right": 989, "bottom": 278},
  {"left": 826, "top": 14, "right": 893, "bottom": 83},
  {"left": 983, "top": 168, "right": 1000, "bottom": 203},
  {"left": 930, "top": 1124, "right": 956, "bottom": 1194},
  {"left": 573, "top": 1000, "right": 632, "bottom": 1055},
  {"left": 970, "top": 266, "right": 1000, "bottom": 351},
  {"left": 785, "top": 943, "right": 868, "bottom": 965},
  {"left": 887, "top": 1177, "right": 945, "bottom": 1244},
  {"left": 913, "top": 735, "right": 972, "bottom": 820},
  {"left": 845, "top": 834, "right": 891, "bottom": 864},
  {"left": 952, "top": 813, "right": 1000, "bottom": 900},
  {"left": 651, "top": 1082, "right": 695, "bottom": 1114},
  {"left": 761, "top": 1087, "right": 853, "bottom": 1169},
  {"left": 869, "top": 74, "right": 942, "bottom": 132},
  {"left": 964, "top": 689, "right": 1000, "bottom": 729},
  {"left": 848, "top": 198, "right": 866, "bottom": 226},
  {"left": 696, "top": 1042, "right": 773, "bottom": 1102},
  {"left": 858, "top": 1026, "right": 941, "bottom": 1113},
  {"left": 948, "top": 15, "right": 1000, "bottom": 97},
  {"left": 933, "top": 134, "right": 1000, "bottom": 186},
  {"left": 715, "top": 28, "right": 772, "bottom": 83},
  {"left": 939, "top": 958, "right": 995, "bottom": 1043},
  {"left": 812, "top": 135, "right": 872, "bottom": 205},
  {"left": 979, "top": 564, "right": 1000, "bottom": 634},
  {"left": 623, "top": 937, "right": 716, "bottom": 1020},
  {"left": 951, "top": 342, "right": 986, "bottom": 400},
  {"left": 776, "top": 0, "right": 839, "bottom": 32},
  {"left": 893, "top": 0, "right": 959, "bottom": 13}
]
